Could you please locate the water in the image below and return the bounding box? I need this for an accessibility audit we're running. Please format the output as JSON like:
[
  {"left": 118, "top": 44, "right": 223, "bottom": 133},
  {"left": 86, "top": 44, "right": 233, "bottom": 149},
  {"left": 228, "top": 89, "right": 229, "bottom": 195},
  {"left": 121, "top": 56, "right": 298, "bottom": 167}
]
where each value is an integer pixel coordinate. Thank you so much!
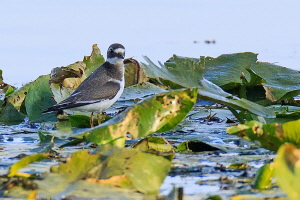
[{"left": 0, "top": 0, "right": 299, "bottom": 87}]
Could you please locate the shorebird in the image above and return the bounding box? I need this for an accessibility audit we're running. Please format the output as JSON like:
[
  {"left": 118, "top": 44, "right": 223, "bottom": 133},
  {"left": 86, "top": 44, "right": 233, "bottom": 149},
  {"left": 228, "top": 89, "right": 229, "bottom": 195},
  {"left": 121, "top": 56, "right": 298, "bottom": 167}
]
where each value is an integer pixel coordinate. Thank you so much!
[{"left": 43, "top": 43, "right": 125, "bottom": 126}]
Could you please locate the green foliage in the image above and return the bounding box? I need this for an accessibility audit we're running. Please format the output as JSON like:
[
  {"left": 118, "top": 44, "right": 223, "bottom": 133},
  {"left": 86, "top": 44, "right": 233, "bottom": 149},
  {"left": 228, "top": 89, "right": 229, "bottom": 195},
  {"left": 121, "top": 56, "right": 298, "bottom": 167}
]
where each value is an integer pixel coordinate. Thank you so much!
[
  {"left": 25, "top": 75, "right": 57, "bottom": 122},
  {"left": 33, "top": 146, "right": 171, "bottom": 196},
  {"left": 227, "top": 119, "right": 300, "bottom": 152},
  {"left": 274, "top": 143, "right": 300, "bottom": 199},
  {"left": 71, "top": 88, "right": 198, "bottom": 146},
  {"left": 143, "top": 55, "right": 276, "bottom": 119},
  {"left": 83, "top": 44, "right": 105, "bottom": 76},
  {"left": 0, "top": 101, "right": 25, "bottom": 124},
  {"left": 132, "top": 136, "right": 175, "bottom": 160},
  {"left": 176, "top": 140, "right": 220, "bottom": 153},
  {"left": 8, "top": 153, "right": 49, "bottom": 177},
  {"left": 253, "top": 163, "right": 274, "bottom": 190}
]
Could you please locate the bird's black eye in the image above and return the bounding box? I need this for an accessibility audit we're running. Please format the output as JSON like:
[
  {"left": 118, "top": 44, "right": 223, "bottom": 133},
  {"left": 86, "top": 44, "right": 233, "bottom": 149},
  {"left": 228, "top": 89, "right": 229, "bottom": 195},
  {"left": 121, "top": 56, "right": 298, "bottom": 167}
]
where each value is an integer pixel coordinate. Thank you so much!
[{"left": 109, "top": 48, "right": 114, "bottom": 53}]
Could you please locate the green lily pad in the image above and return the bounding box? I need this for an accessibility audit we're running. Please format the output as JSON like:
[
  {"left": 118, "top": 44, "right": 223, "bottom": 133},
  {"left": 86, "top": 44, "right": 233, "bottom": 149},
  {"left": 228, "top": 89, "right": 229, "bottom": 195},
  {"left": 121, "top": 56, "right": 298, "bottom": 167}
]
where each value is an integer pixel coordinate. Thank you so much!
[
  {"left": 253, "top": 163, "right": 275, "bottom": 190},
  {"left": 72, "top": 88, "right": 197, "bottom": 146},
  {"left": 274, "top": 143, "right": 300, "bottom": 199},
  {"left": 8, "top": 153, "right": 49, "bottom": 177},
  {"left": 132, "top": 136, "right": 175, "bottom": 160},
  {"left": 0, "top": 101, "right": 25, "bottom": 124},
  {"left": 176, "top": 140, "right": 220, "bottom": 153},
  {"left": 6, "top": 83, "right": 31, "bottom": 113},
  {"left": 25, "top": 75, "right": 57, "bottom": 122},
  {"left": 35, "top": 146, "right": 171, "bottom": 197},
  {"left": 227, "top": 119, "right": 300, "bottom": 151},
  {"left": 142, "top": 55, "right": 275, "bottom": 119},
  {"left": 83, "top": 44, "right": 105, "bottom": 76}
]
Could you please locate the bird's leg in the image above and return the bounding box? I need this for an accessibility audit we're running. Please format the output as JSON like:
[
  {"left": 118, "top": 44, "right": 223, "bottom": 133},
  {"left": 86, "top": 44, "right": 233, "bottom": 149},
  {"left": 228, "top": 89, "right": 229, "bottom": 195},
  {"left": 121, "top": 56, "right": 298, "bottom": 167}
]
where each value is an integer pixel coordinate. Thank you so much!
[
  {"left": 97, "top": 113, "right": 102, "bottom": 125},
  {"left": 90, "top": 112, "right": 94, "bottom": 127}
]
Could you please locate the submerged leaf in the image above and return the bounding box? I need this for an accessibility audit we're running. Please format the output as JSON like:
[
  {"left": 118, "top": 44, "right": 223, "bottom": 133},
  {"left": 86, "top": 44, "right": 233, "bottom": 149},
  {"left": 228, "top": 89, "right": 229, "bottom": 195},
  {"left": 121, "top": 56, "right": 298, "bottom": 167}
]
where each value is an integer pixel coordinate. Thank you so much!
[
  {"left": 176, "top": 140, "right": 220, "bottom": 153},
  {"left": 132, "top": 136, "right": 175, "bottom": 160},
  {"left": 8, "top": 153, "right": 49, "bottom": 177}
]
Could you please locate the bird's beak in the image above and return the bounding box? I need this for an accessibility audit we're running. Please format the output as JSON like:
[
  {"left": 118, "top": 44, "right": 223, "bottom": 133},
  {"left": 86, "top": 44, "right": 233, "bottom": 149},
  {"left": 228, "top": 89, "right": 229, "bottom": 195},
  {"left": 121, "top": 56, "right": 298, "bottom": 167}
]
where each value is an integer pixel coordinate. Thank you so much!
[{"left": 118, "top": 54, "right": 125, "bottom": 59}]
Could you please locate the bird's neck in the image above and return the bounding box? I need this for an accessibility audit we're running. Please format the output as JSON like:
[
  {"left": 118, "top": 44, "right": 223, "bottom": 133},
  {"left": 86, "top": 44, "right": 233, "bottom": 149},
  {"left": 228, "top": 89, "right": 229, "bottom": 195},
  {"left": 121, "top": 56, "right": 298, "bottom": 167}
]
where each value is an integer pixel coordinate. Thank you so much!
[{"left": 106, "top": 57, "right": 124, "bottom": 65}]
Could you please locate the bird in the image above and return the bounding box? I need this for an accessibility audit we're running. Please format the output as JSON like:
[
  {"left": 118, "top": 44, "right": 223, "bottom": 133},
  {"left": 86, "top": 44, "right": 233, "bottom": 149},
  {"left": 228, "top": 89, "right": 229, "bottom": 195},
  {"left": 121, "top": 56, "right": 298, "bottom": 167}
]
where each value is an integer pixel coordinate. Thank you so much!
[{"left": 43, "top": 43, "right": 125, "bottom": 126}]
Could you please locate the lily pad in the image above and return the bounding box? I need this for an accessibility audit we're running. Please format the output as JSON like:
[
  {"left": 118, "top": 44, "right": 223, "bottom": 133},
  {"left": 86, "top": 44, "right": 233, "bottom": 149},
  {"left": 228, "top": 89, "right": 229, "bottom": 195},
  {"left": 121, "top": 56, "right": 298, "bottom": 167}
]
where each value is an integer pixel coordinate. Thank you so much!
[
  {"left": 274, "top": 143, "right": 300, "bottom": 199},
  {"left": 176, "top": 140, "right": 220, "bottom": 153},
  {"left": 0, "top": 101, "right": 25, "bottom": 124},
  {"left": 132, "top": 136, "right": 175, "bottom": 160},
  {"left": 25, "top": 75, "right": 57, "bottom": 122},
  {"left": 142, "top": 55, "right": 275, "bottom": 119},
  {"left": 73, "top": 88, "right": 198, "bottom": 146},
  {"left": 8, "top": 153, "right": 49, "bottom": 177},
  {"left": 34, "top": 146, "right": 171, "bottom": 197},
  {"left": 227, "top": 119, "right": 300, "bottom": 151},
  {"left": 124, "top": 58, "right": 148, "bottom": 87}
]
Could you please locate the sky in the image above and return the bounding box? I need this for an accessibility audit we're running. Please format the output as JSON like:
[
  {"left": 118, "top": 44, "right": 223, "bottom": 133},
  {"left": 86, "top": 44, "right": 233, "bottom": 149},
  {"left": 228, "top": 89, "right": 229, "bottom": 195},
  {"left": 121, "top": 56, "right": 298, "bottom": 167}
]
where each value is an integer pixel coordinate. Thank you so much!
[{"left": 0, "top": 0, "right": 299, "bottom": 86}]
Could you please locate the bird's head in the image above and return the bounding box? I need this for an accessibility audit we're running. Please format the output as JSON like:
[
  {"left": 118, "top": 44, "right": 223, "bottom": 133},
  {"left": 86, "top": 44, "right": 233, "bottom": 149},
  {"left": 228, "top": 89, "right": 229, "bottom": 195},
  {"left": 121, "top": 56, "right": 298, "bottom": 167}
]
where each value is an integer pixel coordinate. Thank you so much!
[{"left": 107, "top": 43, "right": 125, "bottom": 64}]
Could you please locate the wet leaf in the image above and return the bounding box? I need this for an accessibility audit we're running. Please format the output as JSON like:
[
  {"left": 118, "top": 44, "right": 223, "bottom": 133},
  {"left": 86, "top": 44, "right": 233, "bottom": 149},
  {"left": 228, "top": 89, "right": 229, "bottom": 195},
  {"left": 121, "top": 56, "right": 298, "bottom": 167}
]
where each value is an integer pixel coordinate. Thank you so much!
[
  {"left": 274, "top": 143, "right": 300, "bottom": 199},
  {"left": 25, "top": 75, "right": 57, "bottom": 122},
  {"left": 120, "top": 81, "right": 167, "bottom": 102},
  {"left": 227, "top": 119, "right": 300, "bottom": 151},
  {"left": 176, "top": 140, "right": 220, "bottom": 153},
  {"left": 253, "top": 163, "right": 275, "bottom": 190},
  {"left": 36, "top": 146, "right": 171, "bottom": 196},
  {"left": 132, "top": 136, "right": 175, "bottom": 160},
  {"left": 227, "top": 163, "right": 249, "bottom": 170},
  {"left": 8, "top": 153, "right": 49, "bottom": 177},
  {"left": 73, "top": 88, "right": 197, "bottom": 146},
  {"left": 95, "top": 146, "right": 171, "bottom": 195}
]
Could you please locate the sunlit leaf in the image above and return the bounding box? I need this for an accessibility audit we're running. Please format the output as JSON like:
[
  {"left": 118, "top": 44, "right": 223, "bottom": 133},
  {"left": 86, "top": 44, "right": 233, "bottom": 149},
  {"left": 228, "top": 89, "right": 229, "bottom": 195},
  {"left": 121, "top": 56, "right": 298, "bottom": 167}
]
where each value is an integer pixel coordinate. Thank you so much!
[
  {"left": 8, "top": 153, "right": 49, "bottom": 177},
  {"left": 36, "top": 146, "right": 171, "bottom": 196},
  {"left": 227, "top": 119, "right": 300, "bottom": 151},
  {"left": 6, "top": 83, "right": 31, "bottom": 112},
  {"left": 253, "top": 163, "right": 275, "bottom": 190},
  {"left": 274, "top": 143, "right": 300, "bottom": 199},
  {"left": 83, "top": 44, "right": 105, "bottom": 76},
  {"left": 72, "top": 88, "right": 197, "bottom": 146}
]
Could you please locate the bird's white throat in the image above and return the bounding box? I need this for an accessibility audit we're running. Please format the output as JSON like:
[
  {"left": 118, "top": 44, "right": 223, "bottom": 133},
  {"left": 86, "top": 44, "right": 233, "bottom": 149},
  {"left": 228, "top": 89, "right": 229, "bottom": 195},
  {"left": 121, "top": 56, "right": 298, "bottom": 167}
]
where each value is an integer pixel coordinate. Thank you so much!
[{"left": 106, "top": 57, "right": 124, "bottom": 65}]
